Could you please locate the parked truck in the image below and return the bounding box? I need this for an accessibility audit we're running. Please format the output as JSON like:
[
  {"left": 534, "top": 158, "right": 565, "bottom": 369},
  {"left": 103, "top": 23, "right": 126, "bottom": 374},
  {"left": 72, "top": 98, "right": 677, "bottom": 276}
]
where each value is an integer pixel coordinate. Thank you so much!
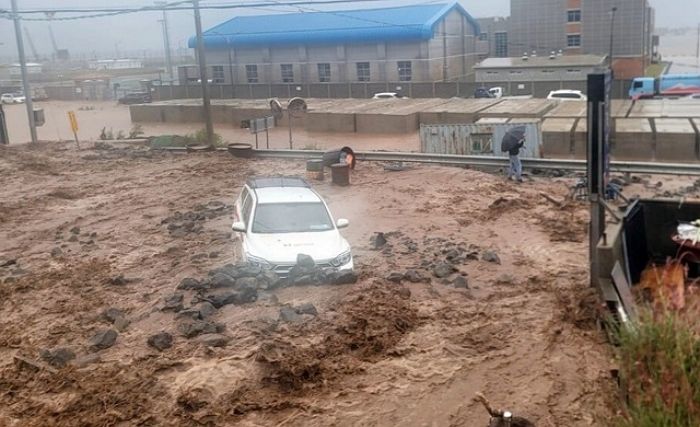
[{"left": 629, "top": 73, "right": 700, "bottom": 99}]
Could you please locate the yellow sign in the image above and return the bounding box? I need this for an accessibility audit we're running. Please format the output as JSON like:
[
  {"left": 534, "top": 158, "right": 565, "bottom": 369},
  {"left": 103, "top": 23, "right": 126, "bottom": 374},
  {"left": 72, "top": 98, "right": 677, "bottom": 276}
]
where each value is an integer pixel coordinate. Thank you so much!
[{"left": 68, "top": 111, "right": 78, "bottom": 133}]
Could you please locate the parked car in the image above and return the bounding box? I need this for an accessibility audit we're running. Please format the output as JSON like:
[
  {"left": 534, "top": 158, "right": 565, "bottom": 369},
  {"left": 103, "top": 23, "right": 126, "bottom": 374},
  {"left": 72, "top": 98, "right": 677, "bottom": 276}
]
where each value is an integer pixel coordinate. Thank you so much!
[
  {"left": 488, "top": 87, "right": 504, "bottom": 98},
  {"left": 683, "top": 93, "right": 700, "bottom": 100},
  {"left": 547, "top": 89, "right": 588, "bottom": 101},
  {"left": 371, "top": 92, "right": 407, "bottom": 99},
  {"left": 1, "top": 93, "right": 26, "bottom": 104},
  {"left": 474, "top": 88, "right": 493, "bottom": 99},
  {"left": 117, "top": 92, "right": 152, "bottom": 105},
  {"left": 231, "top": 176, "right": 353, "bottom": 277}
]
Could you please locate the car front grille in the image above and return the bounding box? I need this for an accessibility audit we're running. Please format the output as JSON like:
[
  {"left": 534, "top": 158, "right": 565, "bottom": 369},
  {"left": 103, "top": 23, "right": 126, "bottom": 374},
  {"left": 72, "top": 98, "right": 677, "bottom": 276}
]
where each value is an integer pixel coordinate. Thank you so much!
[{"left": 272, "top": 262, "right": 333, "bottom": 277}]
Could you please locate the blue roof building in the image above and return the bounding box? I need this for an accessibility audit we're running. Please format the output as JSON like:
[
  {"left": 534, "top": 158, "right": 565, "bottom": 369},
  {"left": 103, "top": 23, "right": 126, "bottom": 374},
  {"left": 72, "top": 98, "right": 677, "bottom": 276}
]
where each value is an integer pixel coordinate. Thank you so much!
[{"left": 181, "top": 2, "right": 481, "bottom": 85}]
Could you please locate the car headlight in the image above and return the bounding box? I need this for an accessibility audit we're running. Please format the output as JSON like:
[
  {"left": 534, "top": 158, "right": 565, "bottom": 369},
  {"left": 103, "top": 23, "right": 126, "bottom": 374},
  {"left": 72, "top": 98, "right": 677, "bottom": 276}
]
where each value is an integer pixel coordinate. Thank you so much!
[
  {"left": 245, "top": 253, "right": 272, "bottom": 268},
  {"left": 330, "top": 250, "right": 352, "bottom": 267}
]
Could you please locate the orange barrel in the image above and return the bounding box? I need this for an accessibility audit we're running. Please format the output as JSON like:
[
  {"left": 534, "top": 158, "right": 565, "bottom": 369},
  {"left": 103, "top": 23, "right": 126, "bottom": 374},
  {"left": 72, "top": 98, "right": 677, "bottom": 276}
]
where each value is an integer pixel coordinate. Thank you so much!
[
  {"left": 331, "top": 163, "right": 350, "bottom": 186},
  {"left": 306, "top": 159, "right": 324, "bottom": 181}
]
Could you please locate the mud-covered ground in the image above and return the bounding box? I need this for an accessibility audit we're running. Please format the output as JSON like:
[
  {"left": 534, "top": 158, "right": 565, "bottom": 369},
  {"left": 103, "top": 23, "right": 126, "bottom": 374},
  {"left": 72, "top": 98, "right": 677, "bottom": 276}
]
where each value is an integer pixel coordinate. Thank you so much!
[{"left": 3, "top": 140, "right": 685, "bottom": 426}]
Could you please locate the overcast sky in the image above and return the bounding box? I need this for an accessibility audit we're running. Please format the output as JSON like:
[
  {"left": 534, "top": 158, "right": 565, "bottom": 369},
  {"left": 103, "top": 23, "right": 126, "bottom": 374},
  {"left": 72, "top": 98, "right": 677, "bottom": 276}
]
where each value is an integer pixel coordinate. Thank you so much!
[{"left": 0, "top": 0, "right": 698, "bottom": 60}]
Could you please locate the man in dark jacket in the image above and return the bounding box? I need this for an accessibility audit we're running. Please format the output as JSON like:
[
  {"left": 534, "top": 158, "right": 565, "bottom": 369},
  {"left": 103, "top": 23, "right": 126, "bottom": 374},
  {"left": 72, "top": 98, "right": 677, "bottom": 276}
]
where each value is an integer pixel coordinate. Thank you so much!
[{"left": 507, "top": 137, "right": 524, "bottom": 182}]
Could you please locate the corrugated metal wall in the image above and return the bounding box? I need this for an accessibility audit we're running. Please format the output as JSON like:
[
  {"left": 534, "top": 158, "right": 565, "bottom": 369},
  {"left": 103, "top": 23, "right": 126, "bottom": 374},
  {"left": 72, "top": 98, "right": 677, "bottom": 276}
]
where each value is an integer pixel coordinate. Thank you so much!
[{"left": 420, "top": 123, "right": 542, "bottom": 158}]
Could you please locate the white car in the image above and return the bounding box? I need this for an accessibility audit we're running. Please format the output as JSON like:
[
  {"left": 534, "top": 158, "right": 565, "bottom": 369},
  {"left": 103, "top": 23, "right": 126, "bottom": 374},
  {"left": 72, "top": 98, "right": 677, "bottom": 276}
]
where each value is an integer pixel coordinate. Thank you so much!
[
  {"left": 1, "top": 93, "right": 26, "bottom": 104},
  {"left": 231, "top": 177, "right": 353, "bottom": 277},
  {"left": 488, "top": 87, "right": 504, "bottom": 98},
  {"left": 547, "top": 90, "right": 587, "bottom": 101},
  {"left": 371, "top": 92, "right": 407, "bottom": 99}
]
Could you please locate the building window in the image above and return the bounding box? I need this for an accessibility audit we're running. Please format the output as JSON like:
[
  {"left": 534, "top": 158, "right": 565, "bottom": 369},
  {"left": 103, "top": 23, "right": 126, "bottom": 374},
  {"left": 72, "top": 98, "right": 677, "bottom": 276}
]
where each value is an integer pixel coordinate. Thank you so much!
[
  {"left": 479, "top": 32, "right": 488, "bottom": 41},
  {"left": 567, "top": 69, "right": 581, "bottom": 73},
  {"left": 567, "top": 10, "right": 581, "bottom": 22},
  {"left": 542, "top": 70, "right": 554, "bottom": 74},
  {"left": 245, "top": 65, "right": 258, "bottom": 83},
  {"left": 356, "top": 62, "right": 370, "bottom": 82},
  {"left": 281, "top": 64, "right": 294, "bottom": 83},
  {"left": 567, "top": 34, "right": 581, "bottom": 48},
  {"left": 397, "top": 61, "right": 412, "bottom": 81},
  {"left": 212, "top": 65, "right": 225, "bottom": 84},
  {"left": 494, "top": 32, "right": 508, "bottom": 58},
  {"left": 317, "top": 63, "right": 331, "bottom": 82},
  {"left": 509, "top": 71, "right": 523, "bottom": 75}
]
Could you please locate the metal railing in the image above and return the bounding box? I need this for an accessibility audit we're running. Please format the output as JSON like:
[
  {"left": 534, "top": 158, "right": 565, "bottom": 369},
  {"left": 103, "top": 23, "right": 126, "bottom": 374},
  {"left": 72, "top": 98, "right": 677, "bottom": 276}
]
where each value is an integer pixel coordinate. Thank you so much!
[
  {"left": 249, "top": 149, "right": 700, "bottom": 176},
  {"left": 154, "top": 146, "right": 700, "bottom": 176}
]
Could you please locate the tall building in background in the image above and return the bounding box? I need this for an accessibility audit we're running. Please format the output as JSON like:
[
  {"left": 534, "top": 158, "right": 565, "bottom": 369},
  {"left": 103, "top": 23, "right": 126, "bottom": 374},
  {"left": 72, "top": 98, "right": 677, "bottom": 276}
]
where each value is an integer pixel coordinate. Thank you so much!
[
  {"left": 509, "top": 0, "right": 657, "bottom": 79},
  {"left": 476, "top": 17, "right": 510, "bottom": 61}
]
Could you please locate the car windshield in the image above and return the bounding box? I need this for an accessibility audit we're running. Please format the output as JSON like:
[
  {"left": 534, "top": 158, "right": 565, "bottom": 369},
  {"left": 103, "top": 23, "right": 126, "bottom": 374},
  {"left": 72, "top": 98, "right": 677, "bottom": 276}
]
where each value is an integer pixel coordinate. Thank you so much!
[
  {"left": 252, "top": 202, "right": 333, "bottom": 233},
  {"left": 552, "top": 93, "right": 581, "bottom": 99}
]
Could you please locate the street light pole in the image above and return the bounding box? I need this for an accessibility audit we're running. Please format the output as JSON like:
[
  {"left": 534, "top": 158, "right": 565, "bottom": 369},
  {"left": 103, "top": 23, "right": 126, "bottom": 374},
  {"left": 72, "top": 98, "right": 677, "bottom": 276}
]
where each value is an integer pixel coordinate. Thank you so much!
[
  {"left": 10, "top": 0, "right": 38, "bottom": 144},
  {"left": 609, "top": 6, "right": 618, "bottom": 74},
  {"left": 156, "top": 1, "right": 174, "bottom": 82},
  {"left": 192, "top": 0, "right": 215, "bottom": 148}
]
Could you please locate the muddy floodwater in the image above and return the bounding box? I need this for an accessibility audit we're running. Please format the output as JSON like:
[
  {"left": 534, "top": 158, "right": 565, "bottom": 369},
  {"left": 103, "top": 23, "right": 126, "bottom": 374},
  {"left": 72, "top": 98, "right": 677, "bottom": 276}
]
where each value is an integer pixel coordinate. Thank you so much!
[{"left": 5, "top": 141, "right": 692, "bottom": 426}]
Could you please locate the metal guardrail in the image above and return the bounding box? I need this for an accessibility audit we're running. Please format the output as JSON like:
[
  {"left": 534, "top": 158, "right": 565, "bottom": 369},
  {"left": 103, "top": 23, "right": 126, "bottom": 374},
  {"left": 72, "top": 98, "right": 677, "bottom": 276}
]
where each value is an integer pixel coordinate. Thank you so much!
[
  {"left": 250, "top": 149, "right": 700, "bottom": 176},
  {"left": 152, "top": 146, "right": 700, "bottom": 176}
]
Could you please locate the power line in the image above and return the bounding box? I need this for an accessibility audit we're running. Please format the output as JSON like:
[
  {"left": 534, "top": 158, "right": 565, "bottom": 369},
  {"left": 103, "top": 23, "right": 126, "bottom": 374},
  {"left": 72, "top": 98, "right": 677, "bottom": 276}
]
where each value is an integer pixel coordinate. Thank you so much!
[{"left": 0, "top": 0, "right": 396, "bottom": 20}]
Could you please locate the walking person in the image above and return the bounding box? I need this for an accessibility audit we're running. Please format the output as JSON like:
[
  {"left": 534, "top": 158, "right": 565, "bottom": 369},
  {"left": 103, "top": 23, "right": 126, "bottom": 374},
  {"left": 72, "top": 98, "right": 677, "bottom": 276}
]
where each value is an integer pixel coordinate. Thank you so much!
[{"left": 500, "top": 126, "right": 526, "bottom": 183}]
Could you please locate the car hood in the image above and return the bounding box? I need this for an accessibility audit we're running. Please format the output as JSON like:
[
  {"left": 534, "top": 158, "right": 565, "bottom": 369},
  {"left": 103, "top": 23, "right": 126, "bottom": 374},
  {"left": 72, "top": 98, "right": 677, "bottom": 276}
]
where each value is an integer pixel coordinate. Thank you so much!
[{"left": 244, "top": 230, "right": 349, "bottom": 264}]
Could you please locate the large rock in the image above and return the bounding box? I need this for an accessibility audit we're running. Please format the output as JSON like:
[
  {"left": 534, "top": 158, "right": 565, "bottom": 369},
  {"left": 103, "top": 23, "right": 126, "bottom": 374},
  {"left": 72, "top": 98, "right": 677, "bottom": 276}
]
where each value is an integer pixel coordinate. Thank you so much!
[
  {"left": 177, "top": 277, "right": 208, "bottom": 291},
  {"left": 404, "top": 269, "right": 424, "bottom": 283},
  {"left": 177, "top": 320, "right": 223, "bottom": 338},
  {"left": 88, "top": 329, "right": 118, "bottom": 352},
  {"left": 369, "top": 232, "right": 388, "bottom": 250},
  {"left": 101, "top": 307, "right": 125, "bottom": 324},
  {"left": 432, "top": 263, "right": 456, "bottom": 278},
  {"left": 147, "top": 332, "right": 173, "bottom": 351},
  {"left": 195, "top": 302, "right": 217, "bottom": 318},
  {"left": 162, "top": 293, "right": 184, "bottom": 312},
  {"left": 206, "top": 291, "right": 239, "bottom": 308},
  {"left": 235, "top": 279, "right": 258, "bottom": 304},
  {"left": 196, "top": 334, "right": 230, "bottom": 348},
  {"left": 329, "top": 270, "right": 358, "bottom": 285},
  {"left": 296, "top": 253, "right": 315, "bottom": 269},
  {"left": 258, "top": 270, "right": 282, "bottom": 290},
  {"left": 386, "top": 272, "right": 404, "bottom": 283},
  {"left": 39, "top": 347, "right": 76, "bottom": 368},
  {"left": 210, "top": 273, "right": 236, "bottom": 288},
  {"left": 295, "top": 302, "right": 318, "bottom": 316},
  {"left": 279, "top": 306, "right": 302, "bottom": 323},
  {"left": 482, "top": 251, "right": 501, "bottom": 264},
  {"left": 453, "top": 276, "right": 469, "bottom": 289}
]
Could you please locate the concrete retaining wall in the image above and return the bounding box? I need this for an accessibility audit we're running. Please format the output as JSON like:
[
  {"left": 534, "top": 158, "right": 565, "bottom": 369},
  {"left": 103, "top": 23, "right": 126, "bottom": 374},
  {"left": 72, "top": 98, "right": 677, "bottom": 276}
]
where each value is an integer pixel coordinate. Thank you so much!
[
  {"left": 654, "top": 118, "right": 697, "bottom": 162},
  {"left": 613, "top": 119, "right": 654, "bottom": 161},
  {"left": 542, "top": 118, "right": 575, "bottom": 158}
]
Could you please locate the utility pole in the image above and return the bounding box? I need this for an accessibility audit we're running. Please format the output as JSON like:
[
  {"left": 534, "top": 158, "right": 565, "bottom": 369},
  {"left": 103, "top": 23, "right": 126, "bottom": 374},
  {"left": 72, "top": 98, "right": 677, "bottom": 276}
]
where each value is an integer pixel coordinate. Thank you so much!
[
  {"left": 696, "top": 22, "right": 699, "bottom": 63},
  {"left": 11, "top": 0, "right": 37, "bottom": 144},
  {"left": 156, "top": 1, "right": 174, "bottom": 82},
  {"left": 192, "top": 0, "right": 215, "bottom": 148},
  {"left": 609, "top": 6, "right": 618, "bottom": 73}
]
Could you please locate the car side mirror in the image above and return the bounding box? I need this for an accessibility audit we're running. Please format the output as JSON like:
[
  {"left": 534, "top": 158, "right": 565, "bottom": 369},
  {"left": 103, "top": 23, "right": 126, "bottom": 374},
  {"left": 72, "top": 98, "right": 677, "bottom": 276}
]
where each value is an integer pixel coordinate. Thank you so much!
[
  {"left": 336, "top": 218, "right": 349, "bottom": 229},
  {"left": 231, "top": 221, "right": 246, "bottom": 232}
]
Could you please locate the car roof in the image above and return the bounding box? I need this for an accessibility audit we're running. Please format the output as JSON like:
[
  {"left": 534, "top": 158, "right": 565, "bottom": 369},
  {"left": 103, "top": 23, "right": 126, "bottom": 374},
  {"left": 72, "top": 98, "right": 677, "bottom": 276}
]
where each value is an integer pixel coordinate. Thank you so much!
[
  {"left": 246, "top": 176, "right": 310, "bottom": 189},
  {"left": 253, "top": 186, "right": 322, "bottom": 204},
  {"left": 550, "top": 89, "right": 583, "bottom": 94}
]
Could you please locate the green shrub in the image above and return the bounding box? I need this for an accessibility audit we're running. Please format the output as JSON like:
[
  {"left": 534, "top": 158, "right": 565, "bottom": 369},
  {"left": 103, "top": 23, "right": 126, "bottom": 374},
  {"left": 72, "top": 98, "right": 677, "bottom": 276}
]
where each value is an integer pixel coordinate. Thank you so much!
[{"left": 616, "top": 312, "right": 700, "bottom": 427}]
